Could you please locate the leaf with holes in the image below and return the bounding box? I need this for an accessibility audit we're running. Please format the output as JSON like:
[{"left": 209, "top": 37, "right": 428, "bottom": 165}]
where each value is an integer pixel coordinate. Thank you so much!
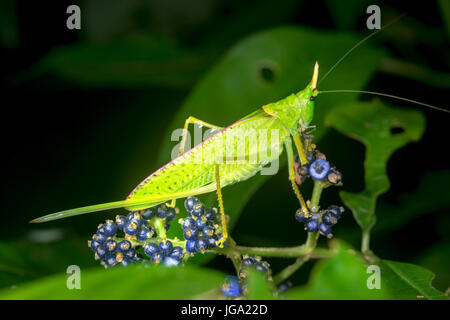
[
  {"left": 325, "top": 101, "right": 425, "bottom": 247},
  {"left": 375, "top": 258, "right": 448, "bottom": 300}
]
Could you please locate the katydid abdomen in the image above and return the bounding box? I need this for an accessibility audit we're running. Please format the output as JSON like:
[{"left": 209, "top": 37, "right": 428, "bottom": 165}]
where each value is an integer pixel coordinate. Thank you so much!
[{"left": 126, "top": 109, "right": 290, "bottom": 210}]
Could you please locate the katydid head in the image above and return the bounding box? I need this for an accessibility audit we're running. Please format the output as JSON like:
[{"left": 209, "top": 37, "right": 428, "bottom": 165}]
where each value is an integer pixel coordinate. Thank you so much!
[
  {"left": 295, "top": 61, "right": 320, "bottom": 127},
  {"left": 262, "top": 62, "right": 320, "bottom": 133}
]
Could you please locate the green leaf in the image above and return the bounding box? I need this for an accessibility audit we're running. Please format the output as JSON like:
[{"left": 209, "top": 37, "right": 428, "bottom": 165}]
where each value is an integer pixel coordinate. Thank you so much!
[
  {"left": 246, "top": 269, "right": 276, "bottom": 300},
  {"left": 286, "top": 240, "right": 390, "bottom": 299},
  {"left": 377, "top": 259, "right": 448, "bottom": 300},
  {"left": 0, "top": 265, "right": 225, "bottom": 300},
  {"left": 15, "top": 34, "right": 212, "bottom": 88},
  {"left": 438, "top": 0, "right": 450, "bottom": 36},
  {"left": 325, "top": 0, "right": 373, "bottom": 30},
  {"left": 325, "top": 101, "right": 425, "bottom": 242},
  {"left": 159, "top": 27, "right": 385, "bottom": 246}
]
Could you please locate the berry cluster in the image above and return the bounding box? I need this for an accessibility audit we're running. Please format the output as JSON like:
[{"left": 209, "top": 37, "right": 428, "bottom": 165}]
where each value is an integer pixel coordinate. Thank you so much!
[
  {"left": 180, "top": 197, "right": 222, "bottom": 254},
  {"left": 88, "top": 203, "right": 181, "bottom": 268},
  {"left": 294, "top": 148, "right": 342, "bottom": 185},
  {"left": 89, "top": 220, "right": 141, "bottom": 268},
  {"left": 221, "top": 256, "right": 271, "bottom": 298},
  {"left": 144, "top": 240, "right": 185, "bottom": 267},
  {"left": 295, "top": 205, "right": 344, "bottom": 238}
]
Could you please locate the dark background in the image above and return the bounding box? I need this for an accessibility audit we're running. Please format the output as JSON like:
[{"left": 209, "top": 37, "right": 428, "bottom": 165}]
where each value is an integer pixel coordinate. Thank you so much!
[{"left": 1, "top": 0, "right": 449, "bottom": 291}]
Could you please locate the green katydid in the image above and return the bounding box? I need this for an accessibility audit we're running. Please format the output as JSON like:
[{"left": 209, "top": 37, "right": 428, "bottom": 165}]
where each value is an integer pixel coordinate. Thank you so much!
[
  {"left": 31, "top": 62, "right": 321, "bottom": 247},
  {"left": 31, "top": 27, "right": 449, "bottom": 249}
]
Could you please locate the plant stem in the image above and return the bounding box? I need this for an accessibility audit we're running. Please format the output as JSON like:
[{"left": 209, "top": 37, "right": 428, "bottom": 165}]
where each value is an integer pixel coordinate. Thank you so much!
[
  {"left": 361, "top": 230, "right": 370, "bottom": 253},
  {"left": 272, "top": 257, "right": 308, "bottom": 284},
  {"left": 272, "top": 181, "right": 324, "bottom": 283}
]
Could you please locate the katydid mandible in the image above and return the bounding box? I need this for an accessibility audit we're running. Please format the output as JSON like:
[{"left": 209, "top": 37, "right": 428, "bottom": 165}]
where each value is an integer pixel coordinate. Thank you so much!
[{"left": 31, "top": 63, "right": 321, "bottom": 246}]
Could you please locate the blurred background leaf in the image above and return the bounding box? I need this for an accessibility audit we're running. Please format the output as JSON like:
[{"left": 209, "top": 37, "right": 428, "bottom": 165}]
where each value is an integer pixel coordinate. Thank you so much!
[{"left": 0, "top": 265, "right": 225, "bottom": 299}]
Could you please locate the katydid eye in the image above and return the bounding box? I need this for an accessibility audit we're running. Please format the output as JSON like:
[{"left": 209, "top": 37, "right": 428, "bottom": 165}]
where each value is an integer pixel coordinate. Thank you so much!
[{"left": 309, "top": 96, "right": 315, "bottom": 101}]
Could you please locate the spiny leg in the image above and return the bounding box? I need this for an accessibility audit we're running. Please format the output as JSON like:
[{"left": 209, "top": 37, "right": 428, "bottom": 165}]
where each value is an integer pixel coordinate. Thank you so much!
[
  {"left": 293, "top": 133, "right": 308, "bottom": 166},
  {"left": 215, "top": 164, "right": 228, "bottom": 248},
  {"left": 285, "top": 138, "right": 310, "bottom": 217},
  {"left": 168, "top": 116, "right": 223, "bottom": 207}
]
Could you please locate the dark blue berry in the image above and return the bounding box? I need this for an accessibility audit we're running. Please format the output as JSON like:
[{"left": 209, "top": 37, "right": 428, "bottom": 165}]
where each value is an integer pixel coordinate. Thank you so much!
[
  {"left": 204, "top": 208, "right": 216, "bottom": 221},
  {"left": 151, "top": 252, "right": 164, "bottom": 264},
  {"left": 309, "top": 159, "right": 330, "bottom": 180},
  {"left": 195, "top": 218, "right": 208, "bottom": 230},
  {"left": 305, "top": 219, "right": 319, "bottom": 232},
  {"left": 170, "top": 247, "right": 184, "bottom": 260},
  {"left": 95, "top": 232, "right": 108, "bottom": 242},
  {"left": 182, "top": 217, "right": 196, "bottom": 230},
  {"left": 124, "top": 248, "right": 137, "bottom": 260},
  {"left": 96, "top": 245, "right": 108, "bottom": 260},
  {"left": 322, "top": 212, "right": 337, "bottom": 225},
  {"left": 221, "top": 276, "right": 241, "bottom": 298},
  {"left": 144, "top": 243, "right": 160, "bottom": 257},
  {"left": 90, "top": 239, "right": 102, "bottom": 252},
  {"left": 203, "top": 225, "right": 215, "bottom": 237},
  {"left": 164, "top": 221, "right": 171, "bottom": 231},
  {"left": 295, "top": 209, "right": 309, "bottom": 222},
  {"left": 127, "top": 212, "right": 141, "bottom": 222},
  {"left": 105, "top": 239, "right": 117, "bottom": 253},
  {"left": 157, "top": 205, "right": 168, "bottom": 218},
  {"left": 119, "top": 256, "right": 132, "bottom": 267},
  {"left": 137, "top": 226, "right": 153, "bottom": 241},
  {"left": 118, "top": 240, "right": 132, "bottom": 253},
  {"left": 184, "top": 197, "right": 200, "bottom": 212},
  {"left": 206, "top": 236, "right": 216, "bottom": 248},
  {"left": 328, "top": 205, "right": 343, "bottom": 219},
  {"left": 241, "top": 258, "right": 255, "bottom": 267},
  {"left": 124, "top": 221, "right": 139, "bottom": 235},
  {"left": 195, "top": 238, "right": 208, "bottom": 252},
  {"left": 186, "top": 240, "right": 197, "bottom": 253},
  {"left": 103, "top": 221, "right": 117, "bottom": 237},
  {"left": 191, "top": 203, "right": 205, "bottom": 218},
  {"left": 97, "top": 225, "right": 107, "bottom": 235},
  {"left": 159, "top": 240, "right": 173, "bottom": 255},
  {"left": 172, "top": 246, "right": 184, "bottom": 256},
  {"left": 115, "top": 215, "right": 127, "bottom": 230},
  {"left": 318, "top": 222, "right": 332, "bottom": 235},
  {"left": 142, "top": 207, "right": 156, "bottom": 220},
  {"left": 184, "top": 228, "right": 198, "bottom": 240},
  {"left": 327, "top": 169, "right": 342, "bottom": 184},
  {"left": 166, "top": 207, "right": 176, "bottom": 221},
  {"left": 277, "top": 282, "right": 293, "bottom": 293},
  {"left": 104, "top": 254, "right": 118, "bottom": 267}
]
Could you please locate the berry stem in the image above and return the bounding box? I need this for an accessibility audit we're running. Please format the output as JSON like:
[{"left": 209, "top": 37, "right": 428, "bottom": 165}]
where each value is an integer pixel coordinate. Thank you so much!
[
  {"left": 272, "top": 257, "right": 308, "bottom": 284},
  {"left": 361, "top": 230, "right": 370, "bottom": 253},
  {"left": 305, "top": 181, "right": 323, "bottom": 249},
  {"left": 153, "top": 218, "right": 167, "bottom": 239},
  {"left": 214, "top": 245, "right": 332, "bottom": 258}
]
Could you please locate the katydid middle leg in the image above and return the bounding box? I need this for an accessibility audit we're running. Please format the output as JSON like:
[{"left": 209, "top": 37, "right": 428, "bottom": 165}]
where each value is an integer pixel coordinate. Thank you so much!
[{"left": 285, "top": 138, "right": 310, "bottom": 217}]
